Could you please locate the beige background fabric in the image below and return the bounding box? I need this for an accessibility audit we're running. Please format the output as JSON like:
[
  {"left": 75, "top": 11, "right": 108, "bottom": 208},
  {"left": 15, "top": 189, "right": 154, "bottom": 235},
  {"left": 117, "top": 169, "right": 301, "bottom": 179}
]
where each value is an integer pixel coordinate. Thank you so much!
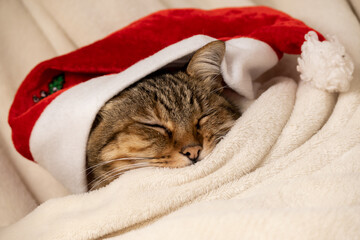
[{"left": 0, "top": 0, "right": 359, "bottom": 234}]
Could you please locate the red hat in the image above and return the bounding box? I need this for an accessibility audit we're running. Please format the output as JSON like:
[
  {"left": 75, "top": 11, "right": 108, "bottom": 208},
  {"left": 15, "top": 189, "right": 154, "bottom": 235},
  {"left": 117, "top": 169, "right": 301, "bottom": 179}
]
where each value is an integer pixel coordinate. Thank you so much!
[{"left": 8, "top": 6, "right": 353, "bottom": 193}]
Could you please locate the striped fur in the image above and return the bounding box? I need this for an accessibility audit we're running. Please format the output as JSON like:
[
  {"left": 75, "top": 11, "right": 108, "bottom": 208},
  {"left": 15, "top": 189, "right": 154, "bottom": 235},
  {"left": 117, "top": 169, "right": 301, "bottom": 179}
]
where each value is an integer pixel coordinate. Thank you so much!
[{"left": 86, "top": 41, "right": 240, "bottom": 190}]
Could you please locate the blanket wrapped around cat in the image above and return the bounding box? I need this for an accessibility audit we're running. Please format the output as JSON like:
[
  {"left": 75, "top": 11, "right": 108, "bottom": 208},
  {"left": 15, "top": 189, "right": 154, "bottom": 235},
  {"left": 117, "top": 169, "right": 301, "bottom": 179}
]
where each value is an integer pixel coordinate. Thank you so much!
[{"left": 3, "top": 6, "right": 359, "bottom": 239}]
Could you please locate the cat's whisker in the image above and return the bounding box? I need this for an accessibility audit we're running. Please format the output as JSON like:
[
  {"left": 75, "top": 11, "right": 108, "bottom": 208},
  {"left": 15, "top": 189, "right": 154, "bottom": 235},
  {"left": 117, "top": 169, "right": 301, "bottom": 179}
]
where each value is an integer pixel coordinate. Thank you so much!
[
  {"left": 90, "top": 168, "right": 150, "bottom": 191},
  {"left": 214, "top": 125, "right": 234, "bottom": 137},
  {"left": 214, "top": 130, "right": 230, "bottom": 142},
  {"left": 92, "top": 162, "right": 161, "bottom": 191},
  {"left": 88, "top": 162, "right": 150, "bottom": 187},
  {"left": 89, "top": 162, "right": 153, "bottom": 191},
  {"left": 209, "top": 72, "right": 221, "bottom": 81},
  {"left": 212, "top": 126, "right": 234, "bottom": 144},
  {"left": 214, "top": 136, "right": 224, "bottom": 143},
  {"left": 111, "top": 156, "right": 156, "bottom": 161},
  {"left": 88, "top": 157, "right": 154, "bottom": 169},
  {"left": 209, "top": 85, "right": 229, "bottom": 94},
  {"left": 88, "top": 165, "right": 130, "bottom": 186},
  {"left": 84, "top": 157, "right": 158, "bottom": 176}
]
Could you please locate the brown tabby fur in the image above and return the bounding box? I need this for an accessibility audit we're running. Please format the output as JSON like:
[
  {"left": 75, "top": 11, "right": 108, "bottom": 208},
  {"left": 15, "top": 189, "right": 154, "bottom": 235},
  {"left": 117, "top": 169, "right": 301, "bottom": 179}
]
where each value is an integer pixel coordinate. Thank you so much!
[{"left": 86, "top": 41, "right": 240, "bottom": 190}]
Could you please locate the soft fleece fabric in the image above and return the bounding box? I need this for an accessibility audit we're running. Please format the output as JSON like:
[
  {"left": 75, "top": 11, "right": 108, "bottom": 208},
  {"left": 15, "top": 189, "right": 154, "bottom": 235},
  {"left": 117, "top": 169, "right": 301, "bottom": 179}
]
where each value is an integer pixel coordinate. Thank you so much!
[{"left": 2, "top": 77, "right": 360, "bottom": 239}]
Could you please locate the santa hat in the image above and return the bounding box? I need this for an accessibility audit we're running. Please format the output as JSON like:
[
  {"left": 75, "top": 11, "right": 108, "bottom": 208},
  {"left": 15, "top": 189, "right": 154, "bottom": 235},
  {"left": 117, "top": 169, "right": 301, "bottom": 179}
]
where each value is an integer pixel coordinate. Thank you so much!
[{"left": 8, "top": 6, "right": 354, "bottom": 193}]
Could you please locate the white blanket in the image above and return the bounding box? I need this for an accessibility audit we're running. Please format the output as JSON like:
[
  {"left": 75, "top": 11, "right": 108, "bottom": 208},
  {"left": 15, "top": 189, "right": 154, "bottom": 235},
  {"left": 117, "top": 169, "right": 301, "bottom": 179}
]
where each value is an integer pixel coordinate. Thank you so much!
[{"left": 0, "top": 0, "right": 359, "bottom": 239}]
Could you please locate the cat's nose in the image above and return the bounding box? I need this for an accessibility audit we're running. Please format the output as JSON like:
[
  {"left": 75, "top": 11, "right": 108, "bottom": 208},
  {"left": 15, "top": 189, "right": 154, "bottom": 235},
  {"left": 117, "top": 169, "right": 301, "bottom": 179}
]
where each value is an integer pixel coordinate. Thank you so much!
[{"left": 180, "top": 145, "right": 202, "bottom": 163}]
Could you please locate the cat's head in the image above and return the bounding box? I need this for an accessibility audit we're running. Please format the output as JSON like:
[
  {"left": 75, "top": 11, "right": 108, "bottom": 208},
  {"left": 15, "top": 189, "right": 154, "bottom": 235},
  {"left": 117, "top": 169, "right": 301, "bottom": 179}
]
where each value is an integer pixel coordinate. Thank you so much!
[{"left": 86, "top": 41, "right": 240, "bottom": 189}]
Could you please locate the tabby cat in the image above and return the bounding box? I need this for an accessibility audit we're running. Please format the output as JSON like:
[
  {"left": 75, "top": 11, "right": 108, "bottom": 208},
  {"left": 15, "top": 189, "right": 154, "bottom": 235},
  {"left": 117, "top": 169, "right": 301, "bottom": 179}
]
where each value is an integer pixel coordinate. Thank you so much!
[{"left": 86, "top": 41, "right": 241, "bottom": 190}]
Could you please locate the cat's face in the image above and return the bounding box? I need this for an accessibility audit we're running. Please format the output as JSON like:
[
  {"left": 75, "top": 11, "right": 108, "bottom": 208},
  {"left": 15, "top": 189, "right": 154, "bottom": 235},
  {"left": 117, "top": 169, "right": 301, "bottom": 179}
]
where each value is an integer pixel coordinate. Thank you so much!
[{"left": 86, "top": 41, "right": 240, "bottom": 190}]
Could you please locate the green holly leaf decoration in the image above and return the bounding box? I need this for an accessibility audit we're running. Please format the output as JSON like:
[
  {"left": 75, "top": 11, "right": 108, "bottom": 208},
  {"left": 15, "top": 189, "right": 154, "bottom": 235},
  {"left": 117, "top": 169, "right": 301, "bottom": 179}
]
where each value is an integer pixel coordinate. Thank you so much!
[
  {"left": 49, "top": 74, "right": 65, "bottom": 94},
  {"left": 33, "top": 73, "right": 65, "bottom": 103}
]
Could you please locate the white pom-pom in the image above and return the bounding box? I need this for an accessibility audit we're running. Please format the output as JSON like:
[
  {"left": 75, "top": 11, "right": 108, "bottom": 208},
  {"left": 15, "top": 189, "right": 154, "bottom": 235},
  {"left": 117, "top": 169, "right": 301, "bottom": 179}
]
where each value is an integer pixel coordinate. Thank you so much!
[{"left": 297, "top": 31, "right": 354, "bottom": 92}]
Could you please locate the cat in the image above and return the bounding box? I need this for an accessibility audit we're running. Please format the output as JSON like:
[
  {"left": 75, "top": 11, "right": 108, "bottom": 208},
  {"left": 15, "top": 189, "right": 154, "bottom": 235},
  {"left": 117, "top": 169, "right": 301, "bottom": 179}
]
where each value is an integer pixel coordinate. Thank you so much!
[{"left": 86, "top": 41, "right": 241, "bottom": 190}]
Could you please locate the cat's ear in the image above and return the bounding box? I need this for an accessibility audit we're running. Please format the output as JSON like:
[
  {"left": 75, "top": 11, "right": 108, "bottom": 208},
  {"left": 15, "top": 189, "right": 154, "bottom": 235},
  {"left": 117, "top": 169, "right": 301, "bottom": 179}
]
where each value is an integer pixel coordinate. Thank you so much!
[{"left": 186, "top": 40, "right": 225, "bottom": 91}]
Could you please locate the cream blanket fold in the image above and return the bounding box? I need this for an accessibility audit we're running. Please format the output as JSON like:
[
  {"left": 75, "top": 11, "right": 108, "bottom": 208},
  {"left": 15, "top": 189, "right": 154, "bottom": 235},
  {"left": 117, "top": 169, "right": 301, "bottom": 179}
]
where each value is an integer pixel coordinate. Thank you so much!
[{"left": 1, "top": 75, "right": 359, "bottom": 239}]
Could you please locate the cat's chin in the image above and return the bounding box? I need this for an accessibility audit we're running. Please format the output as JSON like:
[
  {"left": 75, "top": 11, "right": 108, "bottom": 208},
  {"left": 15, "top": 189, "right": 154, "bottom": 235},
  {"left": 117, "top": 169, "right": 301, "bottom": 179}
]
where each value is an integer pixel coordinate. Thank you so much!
[
  {"left": 165, "top": 151, "right": 211, "bottom": 168},
  {"left": 157, "top": 158, "right": 194, "bottom": 168}
]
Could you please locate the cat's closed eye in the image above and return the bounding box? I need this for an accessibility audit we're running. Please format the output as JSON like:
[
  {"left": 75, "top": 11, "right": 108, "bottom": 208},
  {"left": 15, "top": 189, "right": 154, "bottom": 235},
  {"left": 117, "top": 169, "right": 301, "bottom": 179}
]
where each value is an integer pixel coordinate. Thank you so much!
[
  {"left": 86, "top": 41, "right": 240, "bottom": 191},
  {"left": 196, "top": 111, "right": 215, "bottom": 129},
  {"left": 139, "top": 122, "right": 172, "bottom": 137}
]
